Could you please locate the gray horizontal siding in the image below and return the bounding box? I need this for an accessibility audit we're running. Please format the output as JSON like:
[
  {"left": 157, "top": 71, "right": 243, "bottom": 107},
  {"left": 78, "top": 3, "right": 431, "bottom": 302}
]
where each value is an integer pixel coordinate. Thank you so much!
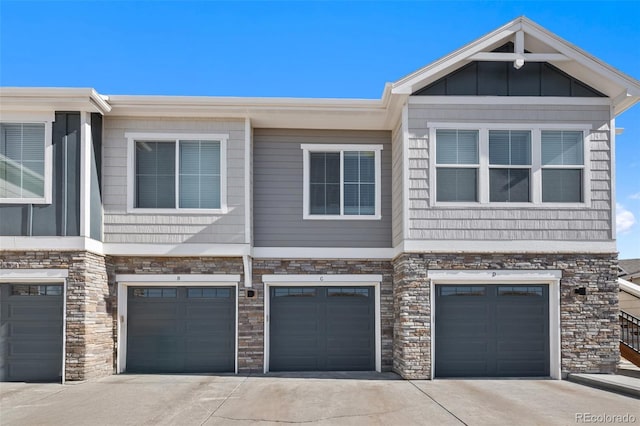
[
  {"left": 391, "top": 123, "right": 403, "bottom": 247},
  {"left": 102, "top": 117, "right": 246, "bottom": 244},
  {"left": 407, "top": 102, "right": 612, "bottom": 241},
  {"left": 253, "top": 128, "right": 392, "bottom": 248}
]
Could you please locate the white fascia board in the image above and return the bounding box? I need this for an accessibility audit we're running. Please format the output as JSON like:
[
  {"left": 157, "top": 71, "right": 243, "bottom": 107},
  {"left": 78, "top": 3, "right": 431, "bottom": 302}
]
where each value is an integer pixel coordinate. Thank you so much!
[
  {"left": 262, "top": 274, "right": 383, "bottom": 284},
  {"left": 0, "top": 268, "right": 69, "bottom": 280},
  {"left": 521, "top": 20, "right": 640, "bottom": 95},
  {"left": 619, "top": 278, "right": 640, "bottom": 298},
  {"left": 103, "top": 243, "right": 250, "bottom": 257},
  {"left": 408, "top": 96, "right": 611, "bottom": 106},
  {"left": 396, "top": 240, "right": 616, "bottom": 255},
  {"left": 116, "top": 274, "right": 240, "bottom": 283},
  {"left": 0, "top": 87, "right": 111, "bottom": 114},
  {"left": 252, "top": 247, "right": 394, "bottom": 259},
  {"left": 427, "top": 269, "right": 562, "bottom": 281}
]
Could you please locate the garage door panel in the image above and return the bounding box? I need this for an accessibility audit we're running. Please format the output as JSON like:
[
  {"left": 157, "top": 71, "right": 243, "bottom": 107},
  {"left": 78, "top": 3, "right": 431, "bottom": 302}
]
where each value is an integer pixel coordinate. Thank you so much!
[
  {"left": 437, "top": 360, "right": 489, "bottom": 377},
  {"left": 438, "top": 322, "right": 489, "bottom": 336},
  {"left": 6, "top": 304, "right": 61, "bottom": 321},
  {"left": 270, "top": 286, "right": 375, "bottom": 372},
  {"left": 127, "top": 286, "right": 235, "bottom": 373},
  {"left": 496, "top": 305, "right": 546, "bottom": 317},
  {"left": 8, "top": 360, "right": 61, "bottom": 382},
  {"left": 326, "top": 355, "right": 372, "bottom": 371},
  {"left": 128, "top": 319, "right": 180, "bottom": 335},
  {"left": 436, "top": 284, "right": 550, "bottom": 378},
  {"left": 270, "top": 355, "right": 321, "bottom": 371},
  {"left": 498, "top": 339, "right": 547, "bottom": 352},
  {"left": 327, "top": 336, "right": 373, "bottom": 349},
  {"left": 8, "top": 322, "right": 61, "bottom": 336},
  {"left": 497, "top": 360, "right": 547, "bottom": 376},
  {"left": 496, "top": 322, "right": 546, "bottom": 334},
  {"left": 8, "top": 340, "right": 63, "bottom": 356}
]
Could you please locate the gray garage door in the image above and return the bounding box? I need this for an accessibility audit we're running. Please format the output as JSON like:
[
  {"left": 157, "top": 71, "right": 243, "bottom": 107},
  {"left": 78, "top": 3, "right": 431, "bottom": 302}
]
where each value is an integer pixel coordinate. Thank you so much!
[
  {"left": 0, "top": 284, "right": 64, "bottom": 382},
  {"left": 435, "top": 284, "right": 549, "bottom": 377},
  {"left": 127, "top": 286, "right": 235, "bottom": 373},
  {"left": 270, "top": 286, "right": 375, "bottom": 371}
]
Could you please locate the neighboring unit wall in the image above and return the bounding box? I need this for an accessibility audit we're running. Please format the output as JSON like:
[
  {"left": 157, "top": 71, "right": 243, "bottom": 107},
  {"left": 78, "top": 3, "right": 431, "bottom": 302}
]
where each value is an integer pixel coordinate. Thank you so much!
[
  {"left": 253, "top": 259, "right": 394, "bottom": 371},
  {"left": 392, "top": 252, "right": 618, "bottom": 379},
  {"left": 0, "top": 251, "right": 113, "bottom": 381},
  {"left": 102, "top": 117, "right": 246, "bottom": 244},
  {"left": 620, "top": 290, "right": 640, "bottom": 317},
  {"left": 253, "top": 129, "right": 392, "bottom": 248},
  {"left": 406, "top": 103, "right": 612, "bottom": 241},
  {"left": 0, "top": 112, "right": 81, "bottom": 237}
]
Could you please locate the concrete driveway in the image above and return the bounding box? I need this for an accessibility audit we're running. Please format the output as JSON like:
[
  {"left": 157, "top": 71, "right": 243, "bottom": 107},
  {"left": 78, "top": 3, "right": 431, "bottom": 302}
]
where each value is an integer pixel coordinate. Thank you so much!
[{"left": 1, "top": 373, "right": 638, "bottom": 425}]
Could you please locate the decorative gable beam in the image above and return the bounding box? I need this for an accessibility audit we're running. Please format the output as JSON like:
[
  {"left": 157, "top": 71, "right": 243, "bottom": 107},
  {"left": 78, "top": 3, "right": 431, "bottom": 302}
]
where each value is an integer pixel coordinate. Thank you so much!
[{"left": 468, "top": 52, "right": 571, "bottom": 62}]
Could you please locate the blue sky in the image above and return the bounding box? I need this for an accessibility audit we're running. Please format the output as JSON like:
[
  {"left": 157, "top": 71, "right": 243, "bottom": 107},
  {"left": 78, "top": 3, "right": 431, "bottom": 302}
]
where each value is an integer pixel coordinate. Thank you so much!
[{"left": 1, "top": 1, "right": 638, "bottom": 258}]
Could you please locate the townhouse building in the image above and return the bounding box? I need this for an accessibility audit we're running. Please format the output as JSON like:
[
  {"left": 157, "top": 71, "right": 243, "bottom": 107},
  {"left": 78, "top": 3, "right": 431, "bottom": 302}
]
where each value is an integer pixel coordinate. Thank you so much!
[{"left": 1, "top": 17, "right": 639, "bottom": 382}]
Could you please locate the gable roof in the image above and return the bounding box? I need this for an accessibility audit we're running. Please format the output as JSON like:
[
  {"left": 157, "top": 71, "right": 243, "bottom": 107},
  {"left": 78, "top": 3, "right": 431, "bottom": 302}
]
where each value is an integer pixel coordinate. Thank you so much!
[
  {"left": 620, "top": 259, "right": 640, "bottom": 277},
  {"left": 391, "top": 16, "right": 640, "bottom": 115}
]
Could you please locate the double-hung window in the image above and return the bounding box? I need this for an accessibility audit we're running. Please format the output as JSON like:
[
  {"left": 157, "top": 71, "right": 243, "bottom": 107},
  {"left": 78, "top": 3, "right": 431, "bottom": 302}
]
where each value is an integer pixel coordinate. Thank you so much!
[
  {"left": 489, "top": 130, "right": 531, "bottom": 202},
  {"left": 0, "top": 119, "right": 52, "bottom": 204},
  {"left": 432, "top": 125, "right": 587, "bottom": 205},
  {"left": 541, "top": 131, "right": 583, "bottom": 202},
  {"left": 127, "top": 133, "right": 227, "bottom": 212},
  {"left": 302, "top": 144, "right": 382, "bottom": 219},
  {"left": 435, "top": 130, "right": 479, "bottom": 202}
]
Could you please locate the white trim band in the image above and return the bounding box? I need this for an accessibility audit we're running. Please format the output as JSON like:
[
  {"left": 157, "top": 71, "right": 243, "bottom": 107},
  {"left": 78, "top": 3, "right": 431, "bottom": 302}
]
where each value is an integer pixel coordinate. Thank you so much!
[
  {"left": 252, "top": 247, "right": 393, "bottom": 259},
  {"left": 397, "top": 240, "right": 616, "bottom": 254},
  {"left": 0, "top": 268, "right": 69, "bottom": 280},
  {"left": 115, "top": 274, "right": 241, "bottom": 283},
  {"left": 262, "top": 274, "right": 383, "bottom": 283}
]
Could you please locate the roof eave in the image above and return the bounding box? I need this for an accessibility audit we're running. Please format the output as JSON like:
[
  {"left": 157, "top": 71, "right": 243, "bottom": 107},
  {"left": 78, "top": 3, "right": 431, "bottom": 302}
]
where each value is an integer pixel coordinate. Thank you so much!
[{"left": 0, "top": 87, "right": 111, "bottom": 114}]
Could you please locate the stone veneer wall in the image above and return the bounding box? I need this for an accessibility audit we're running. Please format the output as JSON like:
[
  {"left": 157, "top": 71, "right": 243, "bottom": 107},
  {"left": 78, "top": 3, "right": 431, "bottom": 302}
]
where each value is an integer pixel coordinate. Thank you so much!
[
  {"left": 0, "top": 251, "right": 113, "bottom": 381},
  {"left": 392, "top": 252, "right": 619, "bottom": 379},
  {"left": 252, "top": 259, "right": 395, "bottom": 372}
]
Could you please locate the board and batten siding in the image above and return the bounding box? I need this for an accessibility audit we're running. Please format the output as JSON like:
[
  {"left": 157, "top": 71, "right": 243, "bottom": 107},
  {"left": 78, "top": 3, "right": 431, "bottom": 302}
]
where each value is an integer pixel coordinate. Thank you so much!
[
  {"left": 253, "top": 128, "right": 392, "bottom": 248},
  {"left": 407, "top": 103, "right": 612, "bottom": 241},
  {"left": 102, "top": 117, "right": 246, "bottom": 244}
]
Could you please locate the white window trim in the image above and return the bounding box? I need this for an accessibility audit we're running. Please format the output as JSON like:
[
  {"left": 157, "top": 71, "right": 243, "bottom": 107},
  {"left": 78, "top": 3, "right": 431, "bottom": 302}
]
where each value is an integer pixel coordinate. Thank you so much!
[
  {"left": 262, "top": 274, "right": 382, "bottom": 374},
  {"left": 427, "top": 269, "right": 561, "bottom": 380},
  {"left": 301, "top": 143, "right": 383, "bottom": 220},
  {"left": 115, "top": 274, "right": 241, "bottom": 375},
  {"left": 126, "top": 132, "right": 228, "bottom": 214},
  {"left": 429, "top": 122, "right": 591, "bottom": 208},
  {"left": 0, "top": 114, "right": 54, "bottom": 205}
]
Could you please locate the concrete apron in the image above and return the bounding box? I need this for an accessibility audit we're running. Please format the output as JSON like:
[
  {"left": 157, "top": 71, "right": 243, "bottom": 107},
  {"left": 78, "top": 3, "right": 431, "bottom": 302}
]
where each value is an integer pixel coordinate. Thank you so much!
[{"left": 1, "top": 374, "right": 639, "bottom": 426}]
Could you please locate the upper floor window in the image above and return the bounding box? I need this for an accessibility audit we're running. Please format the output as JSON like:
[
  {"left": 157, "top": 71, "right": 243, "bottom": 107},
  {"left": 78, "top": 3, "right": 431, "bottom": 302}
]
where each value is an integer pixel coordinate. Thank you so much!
[
  {"left": 126, "top": 133, "right": 227, "bottom": 213},
  {"left": 489, "top": 130, "right": 531, "bottom": 202},
  {"left": 541, "top": 131, "right": 583, "bottom": 203},
  {"left": 301, "top": 144, "right": 382, "bottom": 220},
  {"left": 435, "top": 130, "right": 478, "bottom": 202},
  {"left": 432, "top": 125, "right": 588, "bottom": 206},
  {"left": 0, "top": 120, "right": 52, "bottom": 204}
]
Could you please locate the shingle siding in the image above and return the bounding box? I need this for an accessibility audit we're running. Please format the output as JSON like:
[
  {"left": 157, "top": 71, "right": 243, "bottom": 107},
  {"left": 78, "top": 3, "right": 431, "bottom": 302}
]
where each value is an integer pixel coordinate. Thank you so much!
[
  {"left": 405, "top": 102, "right": 612, "bottom": 241},
  {"left": 102, "top": 117, "right": 247, "bottom": 245}
]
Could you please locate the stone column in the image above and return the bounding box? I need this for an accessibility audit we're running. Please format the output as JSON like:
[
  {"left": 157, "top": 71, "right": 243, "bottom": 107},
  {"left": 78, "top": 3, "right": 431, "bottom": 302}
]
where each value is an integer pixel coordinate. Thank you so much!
[
  {"left": 66, "top": 252, "right": 113, "bottom": 381},
  {"left": 392, "top": 254, "right": 431, "bottom": 379}
]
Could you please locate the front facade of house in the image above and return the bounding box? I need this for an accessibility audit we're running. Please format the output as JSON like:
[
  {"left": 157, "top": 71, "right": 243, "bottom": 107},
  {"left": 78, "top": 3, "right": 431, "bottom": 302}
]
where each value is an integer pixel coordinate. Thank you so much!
[{"left": 1, "top": 17, "right": 638, "bottom": 382}]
